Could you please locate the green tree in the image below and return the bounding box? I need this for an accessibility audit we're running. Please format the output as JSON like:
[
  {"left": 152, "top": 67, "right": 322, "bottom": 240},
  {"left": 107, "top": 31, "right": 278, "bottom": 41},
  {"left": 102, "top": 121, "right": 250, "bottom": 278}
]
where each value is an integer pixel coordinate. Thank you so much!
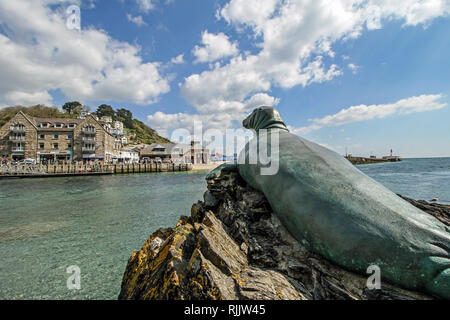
[
  {"left": 116, "top": 108, "right": 133, "bottom": 128},
  {"left": 96, "top": 104, "right": 115, "bottom": 118},
  {"left": 62, "top": 101, "right": 82, "bottom": 115},
  {"left": 116, "top": 108, "right": 132, "bottom": 120}
]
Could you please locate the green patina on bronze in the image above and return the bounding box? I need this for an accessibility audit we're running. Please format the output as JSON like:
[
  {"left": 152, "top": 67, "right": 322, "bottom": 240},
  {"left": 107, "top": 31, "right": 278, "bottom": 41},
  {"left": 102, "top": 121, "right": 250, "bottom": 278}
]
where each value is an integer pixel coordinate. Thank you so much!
[{"left": 207, "top": 106, "right": 450, "bottom": 299}]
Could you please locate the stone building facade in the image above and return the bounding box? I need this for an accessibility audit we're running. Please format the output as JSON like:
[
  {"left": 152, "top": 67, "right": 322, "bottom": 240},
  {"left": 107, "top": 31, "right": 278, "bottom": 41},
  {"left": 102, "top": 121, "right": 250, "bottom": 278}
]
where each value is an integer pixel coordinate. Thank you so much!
[
  {"left": 0, "top": 111, "right": 120, "bottom": 162},
  {"left": 139, "top": 141, "right": 210, "bottom": 164}
]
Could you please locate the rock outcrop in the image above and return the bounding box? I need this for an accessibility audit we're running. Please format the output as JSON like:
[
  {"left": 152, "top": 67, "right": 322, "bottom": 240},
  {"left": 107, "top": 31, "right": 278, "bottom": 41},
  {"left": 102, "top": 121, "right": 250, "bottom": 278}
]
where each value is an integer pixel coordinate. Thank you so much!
[{"left": 119, "top": 170, "right": 450, "bottom": 300}]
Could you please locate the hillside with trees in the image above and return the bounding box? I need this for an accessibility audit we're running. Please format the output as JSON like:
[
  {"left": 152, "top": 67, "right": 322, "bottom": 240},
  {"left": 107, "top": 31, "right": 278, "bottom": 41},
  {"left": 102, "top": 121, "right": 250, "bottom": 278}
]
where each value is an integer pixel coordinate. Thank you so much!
[{"left": 0, "top": 103, "right": 171, "bottom": 145}]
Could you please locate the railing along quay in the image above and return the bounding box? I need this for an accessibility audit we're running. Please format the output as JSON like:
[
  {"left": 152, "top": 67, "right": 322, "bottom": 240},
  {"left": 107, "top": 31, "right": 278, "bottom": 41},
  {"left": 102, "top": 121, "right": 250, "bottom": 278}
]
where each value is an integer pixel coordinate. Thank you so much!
[
  {"left": 0, "top": 162, "right": 192, "bottom": 178},
  {"left": 112, "top": 162, "right": 192, "bottom": 174}
]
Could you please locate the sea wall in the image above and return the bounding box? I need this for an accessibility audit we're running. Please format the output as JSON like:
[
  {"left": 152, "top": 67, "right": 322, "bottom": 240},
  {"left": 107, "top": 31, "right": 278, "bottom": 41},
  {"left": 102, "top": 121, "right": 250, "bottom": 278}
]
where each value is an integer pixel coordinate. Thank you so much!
[
  {"left": 0, "top": 162, "right": 192, "bottom": 178},
  {"left": 119, "top": 170, "right": 450, "bottom": 300}
]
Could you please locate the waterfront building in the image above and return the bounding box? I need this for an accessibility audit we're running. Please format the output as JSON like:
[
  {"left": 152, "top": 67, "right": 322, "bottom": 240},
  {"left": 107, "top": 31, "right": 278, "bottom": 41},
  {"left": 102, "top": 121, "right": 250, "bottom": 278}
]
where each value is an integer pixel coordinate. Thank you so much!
[
  {"left": 117, "top": 147, "right": 140, "bottom": 163},
  {"left": 139, "top": 141, "right": 210, "bottom": 164},
  {"left": 0, "top": 111, "right": 120, "bottom": 162}
]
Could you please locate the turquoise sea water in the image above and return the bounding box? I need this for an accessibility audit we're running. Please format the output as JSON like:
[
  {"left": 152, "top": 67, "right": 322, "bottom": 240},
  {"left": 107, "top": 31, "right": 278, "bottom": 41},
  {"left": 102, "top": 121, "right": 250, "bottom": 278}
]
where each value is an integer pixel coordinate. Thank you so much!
[
  {"left": 357, "top": 157, "right": 450, "bottom": 203},
  {"left": 0, "top": 172, "right": 207, "bottom": 300},
  {"left": 0, "top": 157, "right": 449, "bottom": 300}
]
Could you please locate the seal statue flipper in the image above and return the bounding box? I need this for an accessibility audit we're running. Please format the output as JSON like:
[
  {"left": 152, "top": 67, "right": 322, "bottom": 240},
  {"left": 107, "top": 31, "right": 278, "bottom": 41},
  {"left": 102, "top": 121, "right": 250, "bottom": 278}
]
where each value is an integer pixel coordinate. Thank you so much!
[
  {"left": 235, "top": 106, "right": 450, "bottom": 299},
  {"left": 427, "top": 257, "right": 450, "bottom": 298}
]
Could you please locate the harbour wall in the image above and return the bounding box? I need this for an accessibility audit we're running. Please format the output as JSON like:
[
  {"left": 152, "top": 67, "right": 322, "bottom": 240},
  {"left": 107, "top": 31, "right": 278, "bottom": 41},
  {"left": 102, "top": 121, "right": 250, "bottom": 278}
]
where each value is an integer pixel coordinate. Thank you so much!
[{"left": 0, "top": 162, "right": 192, "bottom": 178}]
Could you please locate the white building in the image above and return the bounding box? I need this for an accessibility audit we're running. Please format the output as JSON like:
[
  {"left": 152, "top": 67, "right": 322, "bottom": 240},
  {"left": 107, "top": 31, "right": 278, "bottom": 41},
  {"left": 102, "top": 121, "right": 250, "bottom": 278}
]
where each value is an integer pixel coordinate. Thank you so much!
[
  {"left": 139, "top": 141, "right": 210, "bottom": 164},
  {"left": 113, "top": 121, "right": 124, "bottom": 132},
  {"left": 118, "top": 147, "right": 139, "bottom": 163},
  {"left": 100, "top": 116, "right": 113, "bottom": 123}
]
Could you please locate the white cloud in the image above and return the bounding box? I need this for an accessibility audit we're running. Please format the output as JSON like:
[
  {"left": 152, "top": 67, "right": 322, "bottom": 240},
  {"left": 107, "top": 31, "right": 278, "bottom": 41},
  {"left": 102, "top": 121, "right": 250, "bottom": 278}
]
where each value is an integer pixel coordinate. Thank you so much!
[
  {"left": 179, "top": 0, "right": 450, "bottom": 125},
  {"left": 146, "top": 93, "right": 279, "bottom": 137},
  {"left": 147, "top": 112, "right": 236, "bottom": 137},
  {"left": 364, "top": 0, "right": 450, "bottom": 27},
  {"left": 0, "top": 0, "right": 170, "bottom": 106},
  {"left": 192, "top": 31, "right": 239, "bottom": 63},
  {"left": 3, "top": 90, "right": 53, "bottom": 106},
  {"left": 126, "top": 14, "right": 147, "bottom": 27},
  {"left": 136, "top": 0, "right": 154, "bottom": 13},
  {"left": 170, "top": 54, "right": 184, "bottom": 64},
  {"left": 348, "top": 63, "right": 360, "bottom": 74},
  {"left": 219, "top": 0, "right": 279, "bottom": 33},
  {"left": 292, "top": 94, "right": 447, "bottom": 135},
  {"left": 146, "top": 110, "right": 255, "bottom": 156}
]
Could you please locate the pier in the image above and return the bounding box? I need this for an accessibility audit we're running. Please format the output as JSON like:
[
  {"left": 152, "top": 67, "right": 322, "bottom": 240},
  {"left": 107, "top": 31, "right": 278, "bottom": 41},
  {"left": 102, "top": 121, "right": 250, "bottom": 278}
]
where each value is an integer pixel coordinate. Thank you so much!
[
  {"left": 345, "top": 156, "right": 402, "bottom": 165},
  {"left": 0, "top": 162, "right": 192, "bottom": 178}
]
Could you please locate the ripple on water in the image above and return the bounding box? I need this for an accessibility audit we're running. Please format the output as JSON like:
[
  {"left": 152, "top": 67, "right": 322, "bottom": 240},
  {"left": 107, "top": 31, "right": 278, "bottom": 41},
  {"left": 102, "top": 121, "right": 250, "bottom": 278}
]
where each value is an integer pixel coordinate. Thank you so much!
[
  {"left": 0, "top": 172, "right": 208, "bottom": 300},
  {"left": 0, "top": 221, "right": 71, "bottom": 243}
]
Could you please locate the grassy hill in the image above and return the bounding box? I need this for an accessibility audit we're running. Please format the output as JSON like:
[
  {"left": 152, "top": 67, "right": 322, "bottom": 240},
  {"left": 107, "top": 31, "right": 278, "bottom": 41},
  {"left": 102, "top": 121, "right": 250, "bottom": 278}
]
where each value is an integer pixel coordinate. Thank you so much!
[
  {"left": 0, "top": 105, "right": 171, "bottom": 145},
  {"left": 125, "top": 118, "right": 171, "bottom": 145}
]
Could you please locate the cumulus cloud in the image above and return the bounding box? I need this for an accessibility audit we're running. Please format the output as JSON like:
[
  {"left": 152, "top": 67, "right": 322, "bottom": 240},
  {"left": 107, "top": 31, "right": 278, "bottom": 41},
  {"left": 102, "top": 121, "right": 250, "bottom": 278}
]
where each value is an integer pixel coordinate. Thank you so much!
[
  {"left": 348, "top": 63, "right": 360, "bottom": 74},
  {"left": 146, "top": 92, "right": 279, "bottom": 137},
  {"left": 147, "top": 110, "right": 256, "bottom": 156},
  {"left": 3, "top": 90, "right": 53, "bottom": 106},
  {"left": 126, "top": 14, "right": 147, "bottom": 27},
  {"left": 219, "top": 0, "right": 279, "bottom": 32},
  {"left": 136, "top": 0, "right": 154, "bottom": 13},
  {"left": 178, "top": 0, "right": 450, "bottom": 130},
  {"left": 170, "top": 54, "right": 184, "bottom": 64},
  {"left": 0, "top": 0, "right": 170, "bottom": 106},
  {"left": 192, "top": 31, "right": 239, "bottom": 63},
  {"left": 292, "top": 94, "right": 447, "bottom": 135}
]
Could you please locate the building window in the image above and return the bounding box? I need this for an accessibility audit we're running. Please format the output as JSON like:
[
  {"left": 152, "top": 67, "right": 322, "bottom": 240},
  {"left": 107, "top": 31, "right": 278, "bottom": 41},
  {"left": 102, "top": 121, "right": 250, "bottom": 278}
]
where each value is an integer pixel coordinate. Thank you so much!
[
  {"left": 39, "top": 134, "right": 45, "bottom": 139},
  {"left": 53, "top": 143, "right": 58, "bottom": 149},
  {"left": 54, "top": 134, "right": 59, "bottom": 139},
  {"left": 68, "top": 123, "right": 76, "bottom": 128},
  {"left": 67, "top": 144, "right": 72, "bottom": 149},
  {"left": 67, "top": 134, "right": 72, "bottom": 139},
  {"left": 83, "top": 125, "right": 96, "bottom": 133},
  {"left": 39, "top": 143, "right": 44, "bottom": 149},
  {"left": 41, "top": 123, "right": 49, "bottom": 128},
  {"left": 54, "top": 123, "right": 63, "bottom": 128}
]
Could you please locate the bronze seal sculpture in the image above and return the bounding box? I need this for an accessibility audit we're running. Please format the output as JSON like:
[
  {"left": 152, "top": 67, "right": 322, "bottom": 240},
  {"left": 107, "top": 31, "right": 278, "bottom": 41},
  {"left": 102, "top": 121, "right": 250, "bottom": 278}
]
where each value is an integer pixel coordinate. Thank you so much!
[{"left": 207, "top": 106, "right": 450, "bottom": 299}]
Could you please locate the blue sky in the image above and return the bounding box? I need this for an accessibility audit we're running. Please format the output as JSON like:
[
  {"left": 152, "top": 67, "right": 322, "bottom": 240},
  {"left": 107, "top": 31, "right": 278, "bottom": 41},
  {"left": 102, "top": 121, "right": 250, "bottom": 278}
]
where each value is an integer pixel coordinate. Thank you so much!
[{"left": 0, "top": 0, "right": 449, "bottom": 157}]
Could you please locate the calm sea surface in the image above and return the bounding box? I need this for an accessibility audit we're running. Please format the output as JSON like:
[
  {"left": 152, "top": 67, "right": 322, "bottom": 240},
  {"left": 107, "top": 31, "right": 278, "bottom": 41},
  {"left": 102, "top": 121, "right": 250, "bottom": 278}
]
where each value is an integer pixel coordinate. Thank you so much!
[{"left": 0, "top": 157, "right": 449, "bottom": 299}]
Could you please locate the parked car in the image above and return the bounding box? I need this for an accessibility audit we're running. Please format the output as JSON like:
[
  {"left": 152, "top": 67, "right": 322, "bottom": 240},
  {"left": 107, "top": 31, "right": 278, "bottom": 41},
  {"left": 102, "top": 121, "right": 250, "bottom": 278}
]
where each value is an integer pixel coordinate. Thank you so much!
[{"left": 154, "top": 157, "right": 162, "bottom": 163}]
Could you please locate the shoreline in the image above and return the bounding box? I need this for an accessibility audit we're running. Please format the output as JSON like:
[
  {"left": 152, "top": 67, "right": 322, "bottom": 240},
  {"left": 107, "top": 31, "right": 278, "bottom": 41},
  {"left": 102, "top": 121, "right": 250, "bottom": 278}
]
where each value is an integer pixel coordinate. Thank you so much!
[{"left": 191, "top": 162, "right": 224, "bottom": 172}]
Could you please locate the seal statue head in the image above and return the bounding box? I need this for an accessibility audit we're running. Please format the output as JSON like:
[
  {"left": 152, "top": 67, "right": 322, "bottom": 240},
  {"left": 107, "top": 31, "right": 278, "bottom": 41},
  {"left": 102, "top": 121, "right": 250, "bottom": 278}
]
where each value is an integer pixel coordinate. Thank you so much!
[{"left": 243, "top": 106, "right": 289, "bottom": 132}]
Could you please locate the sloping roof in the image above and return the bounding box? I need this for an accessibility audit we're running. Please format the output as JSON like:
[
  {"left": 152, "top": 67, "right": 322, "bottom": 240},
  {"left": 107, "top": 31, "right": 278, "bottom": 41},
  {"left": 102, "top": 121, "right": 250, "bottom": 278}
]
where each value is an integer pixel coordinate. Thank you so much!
[
  {"left": 121, "top": 147, "right": 139, "bottom": 153},
  {"left": 27, "top": 116, "right": 83, "bottom": 131},
  {"left": 139, "top": 143, "right": 209, "bottom": 156},
  {"left": 16, "top": 111, "right": 39, "bottom": 130},
  {"left": 140, "top": 143, "right": 182, "bottom": 156},
  {"left": 30, "top": 117, "right": 84, "bottom": 124}
]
